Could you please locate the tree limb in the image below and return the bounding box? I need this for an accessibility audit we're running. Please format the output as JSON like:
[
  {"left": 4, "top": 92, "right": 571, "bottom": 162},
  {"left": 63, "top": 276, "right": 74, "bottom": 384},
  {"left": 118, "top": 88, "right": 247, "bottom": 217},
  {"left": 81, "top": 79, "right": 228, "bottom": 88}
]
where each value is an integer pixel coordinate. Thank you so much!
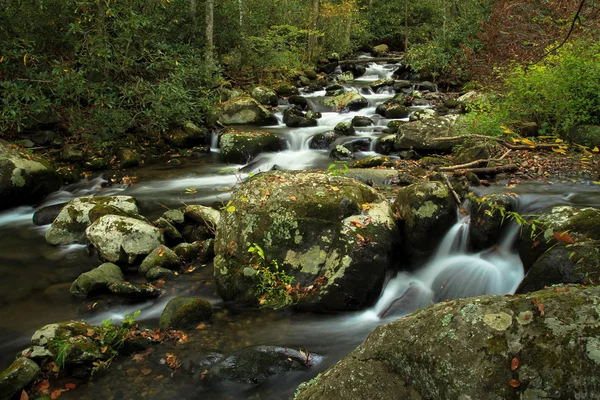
[
  {"left": 440, "top": 149, "right": 512, "bottom": 171},
  {"left": 451, "top": 164, "right": 519, "bottom": 176}
]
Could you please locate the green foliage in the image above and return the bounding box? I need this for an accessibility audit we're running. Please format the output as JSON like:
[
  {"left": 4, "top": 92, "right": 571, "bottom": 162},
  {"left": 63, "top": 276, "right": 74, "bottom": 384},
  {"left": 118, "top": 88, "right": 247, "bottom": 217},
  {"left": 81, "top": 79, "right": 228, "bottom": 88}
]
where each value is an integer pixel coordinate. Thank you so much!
[
  {"left": 248, "top": 243, "right": 296, "bottom": 309},
  {"left": 503, "top": 38, "right": 600, "bottom": 135},
  {"left": 328, "top": 161, "right": 349, "bottom": 176}
]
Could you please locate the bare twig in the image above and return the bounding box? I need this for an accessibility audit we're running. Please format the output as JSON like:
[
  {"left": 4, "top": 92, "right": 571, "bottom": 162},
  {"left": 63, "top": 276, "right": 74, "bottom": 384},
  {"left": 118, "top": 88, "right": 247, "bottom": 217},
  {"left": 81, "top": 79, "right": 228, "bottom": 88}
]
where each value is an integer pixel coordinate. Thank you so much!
[
  {"left": 440, "top": 149, "right": 512, "bottom": 171},
  {"left": 441, "top": 173, "right": 462, "bottom": 207},
  {"left": 451, "top": 164, "right": 519, "bottom": 176}
]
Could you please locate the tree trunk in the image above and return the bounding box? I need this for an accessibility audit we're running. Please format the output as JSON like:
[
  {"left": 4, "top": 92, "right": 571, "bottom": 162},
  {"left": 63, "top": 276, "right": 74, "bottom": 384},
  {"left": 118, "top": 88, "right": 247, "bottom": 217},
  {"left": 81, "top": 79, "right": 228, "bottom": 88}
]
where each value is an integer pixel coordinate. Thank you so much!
[
  {"left": 205, "top": 0, "right": 214, "bottom": 63},
  {"left": 307, "top": 0, "right": 320, "bottom": 62},
  {"left": 238, "top": 0, "right": 243, "bottom": 32},
  {"left": 190, "top": 0, "right": 198, "bottom": 35},
  {"left": 404, "top": 0, "right": 409, "bottom": 51}
]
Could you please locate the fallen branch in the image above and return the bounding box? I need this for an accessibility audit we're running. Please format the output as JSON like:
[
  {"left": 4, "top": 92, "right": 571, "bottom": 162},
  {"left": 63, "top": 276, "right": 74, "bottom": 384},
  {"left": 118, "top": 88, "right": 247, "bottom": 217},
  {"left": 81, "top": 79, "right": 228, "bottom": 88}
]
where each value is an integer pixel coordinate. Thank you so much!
[
  {"left": 451, "top": 164, "right": 519, "bottom": 176},
  {"left": 440, "top": 149, "right": 512, "bottom": 171},
  {"left": 432, "top": 134, "right": 562, "bottom": 150},
  {"left": 441, "top": 173, "right": 462, "bottom": 207}
]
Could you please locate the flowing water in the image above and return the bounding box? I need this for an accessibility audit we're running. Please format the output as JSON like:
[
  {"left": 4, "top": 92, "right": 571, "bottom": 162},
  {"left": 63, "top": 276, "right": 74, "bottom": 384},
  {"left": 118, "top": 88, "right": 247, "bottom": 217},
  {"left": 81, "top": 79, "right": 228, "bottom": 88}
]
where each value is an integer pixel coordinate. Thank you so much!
[{"left": 1, "top": 59, "right": 600, "bottom": 399}]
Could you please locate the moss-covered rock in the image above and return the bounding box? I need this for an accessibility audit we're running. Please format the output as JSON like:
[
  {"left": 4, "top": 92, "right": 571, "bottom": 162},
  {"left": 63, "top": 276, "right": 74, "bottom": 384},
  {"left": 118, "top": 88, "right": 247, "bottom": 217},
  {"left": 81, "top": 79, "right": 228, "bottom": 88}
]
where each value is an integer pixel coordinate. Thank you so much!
[
  {"left": 351, "top": 116, "right": 374, "bottom": 127},
  {"left": 283, "top": 108, "right": 318, "bottom": 128},
  {"left": 70, "top": 262, "right": 124, "bottom": 296},
  {"left": 370, "top": 78, "right": 394, "bottom": 92},
  {"left": 216, "top": 97, "right": 278, "bottom": 126},
  {"left": 165, "top": 123, "right": 208, "bottom": 149},
  {"left": 454, "top": 142, "right": 490, "bottom": 165},
  {"left": 0, "top": 139, "right": 62, "bottom": 210},
  {"left": 309, "top": 131, "right": 338, "bottom": 150},
  {"left": 174, "top": 241, "right": 203, "bottom": 263},
  {"left": 153, "top": 217, "right": 183, "bottom": 244},
  {"left": 295, "top": 285, "right": 600, "bottom": 400},
  {"left": 323, "top": 92, "right": 368, "bottom": 112},
  {"left": 0, "top": 357, "right": 40, "bottom": 400},
  {"left": 350, "top": 156, "right": 395, "bottom": 169},
  {"left": 376, "top": 103, "right": 409, "bottom": 119},
  {"left": 159, "top": 296, "right": 212, "bottom": 330},
  {"left": 219, "top": 130, "right": 286, "bottom": 164},
  {"left": 184, "top": 205, "right": 220, "bottom": 231},
  {"left": 330, "top": 145, "right": 354, "bottom": 160},
  {"left": 146, "top": 267, "right": 177, "bottom": 281},
  {"left": 86, "top": 215, "right": 165, "bottom": 264},
  {"left": 273, "top": 82, "right": 299, "bottom": 97},
  {"left": 371, "top": 44, "right": 389, "bottom": 56},
  {"left": 333, "top": 122, "right": 355, "bottom": 137},
  {"left": 394, "top": 116, "right": 461, "bottom": 151},
  {"left": 116, "top": 147, "right": 141, "bottom": 168},
  {"left": 393, "top": 181, "right": 456, "bottom": 258},
  {"left": 214, "top": 171, "right": 401, "bottom": 311},
  {"left": 251, "top": 86, "right": 278, "bottom": 107},
  {"left": 469, "top": 193, "right": 519, "bottom": 251},
  {"left": 45, "top": 196, "right": 139, "bottom": 245},
  {"left": 139, "top": 245, "right": 180, "bottom": 275},
  {"left": 409, "top": 108, "right": 436, "bottom": 121},
  {"left": 206, "top": 346, "right": 322, "bottom": 387}
]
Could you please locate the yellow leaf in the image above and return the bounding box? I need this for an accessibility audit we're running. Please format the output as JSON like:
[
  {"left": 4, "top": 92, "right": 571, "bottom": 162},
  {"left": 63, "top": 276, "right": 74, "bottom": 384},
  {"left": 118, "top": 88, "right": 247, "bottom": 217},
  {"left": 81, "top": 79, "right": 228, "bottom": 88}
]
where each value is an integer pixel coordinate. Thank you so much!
[
  {"left": 330, "top": 186, "right": 340, "bottom": 191},
  {"left": 551, "top": 148, "right": 566, "bottom": 154},
  {"left": 555, "top": 138, "right": 563, "bottom": 143},
  {"left": 0, "top": 56, "right": 4, "bottom": 63},
  {"left": 227, "top": 205, "right": 236, "bottom": 212},
  {"left": 289, "top": 196, "right": 296, "bottom": 201},
  {"left": 593, "top": 147, "right": 599, "bottom": 153},
  {"left": 521, "top": 138, "right": 535, "bottom": 145},
  {"left": 23, "top": 53, "right": 27, "bottom": 66}
]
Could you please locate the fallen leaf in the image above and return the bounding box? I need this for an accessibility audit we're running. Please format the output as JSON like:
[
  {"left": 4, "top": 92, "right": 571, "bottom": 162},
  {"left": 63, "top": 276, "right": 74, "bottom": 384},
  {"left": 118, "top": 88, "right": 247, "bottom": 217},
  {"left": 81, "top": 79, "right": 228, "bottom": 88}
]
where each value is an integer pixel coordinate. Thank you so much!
[
  {"left": 50, "top": 389, "right": 64, "bottom": 399},
  {"left": 20, "top": 390, "right": 29, "bottom": 400},
  {"left": 86, "top": 328, "right": 95, "bottom": 336},
  {"left": 330, "top": 186, "right": 340, "bottom": 191},
  {"left": 509, "top": 379, "right": 520, "bottom": 388},
  {"left": 196, "top": 323, "right": 207, "bottom": 330},
  {"left": 289, "top": 196, "right": 296, "bottom": 201},
  {"left": 553, "top": 232, "right": 575, "bottom": 244},
  {"left": 64, "top": 383, "right": 76, "bottom": 390},
  {"left": 265, "top": 189, "right": 270, "bottom": 196},
  {"left": 511, "top": 357, "right": 519, "bottom": 371},
  {"left": 554, "top": 286, "right": 570, "bottom": 292},
  {"left": 37, "top": 380, "right": 50, "bottom": 392},
  {"left": 532, "top": 298, "right": 545, "bottom": 316},
  {"left": 141, "top": 368, "right": 152, "bottom": 375}
]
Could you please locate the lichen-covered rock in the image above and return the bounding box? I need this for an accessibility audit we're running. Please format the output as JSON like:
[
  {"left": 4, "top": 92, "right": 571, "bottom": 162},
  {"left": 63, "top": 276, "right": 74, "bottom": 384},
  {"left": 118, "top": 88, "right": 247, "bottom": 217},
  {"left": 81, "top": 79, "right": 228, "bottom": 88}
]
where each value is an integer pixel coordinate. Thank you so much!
[
  {"left": 184, "top": 204, "right": 220, "bottom": 230},
  {"left": 214, "top": 171, "right": 400, "bottom": 311},
  {"left": 409, "top": 108, "right": 436, "bottom": 122},
  {"left": 139, "top": 245, "right": 180, "bottom": 275},
  {"left": 0, "top": 139, "right": 62, "bottom": 210},
  {"left": 393, "top": 181, "right": 456, "bottom": 257},
  {"left": 394, "top": 116, "right": 461, "bottom": 151},
  {"left": 295, "top": 285, "right": 600, "bottom": 400},
  {"left": 0, "top": 357, "right": 40, "bottom": 400},
  {"left": 153, "top": 217, "right": 183, "bottom": 244},
  {"left": 159, "top": 296, "right": 212, "bottom": 330},
  {"left": 273, "top": 82, "right": 299, "bottom": 97},
  {"left": 219, "top": 130, "right": 286, "bottom": 164},
  {"left": 70, "top": 262, "right": 124, "bottom": 296},
  {"left": 333, "top": 122, "right": 355, "bottom": 137},
  {"left": 251, "top": 86, "right": 278, "bottom": 107},
  {"left": 206, "top": 346, "right": 322, "bottom": 387},
  {"left": 337, "top": 71, "right": 354, "bottom": 82},
  {"left": 370, "top": 78, "right": 394, "bottom": 92},
  {"left": 283, "top": 108, "right": 318, "bottom": 128},
  {"left": 350, "top": 156, "right": 395, "bottom": 169},
  {"left": 376, "top": 103, "right": 409, "bottom": 119},
  {"left": 371, "top": 44, "right": 389, "bottom": 56},
  {"left": 330, "top": 145, "right": 354, "bottom": 160},
  {"left": 468, "top": 193, "right": 519, "bottom": 251},
  {"left": 324, "top": 92, "right": 368, "bottom": 112},
  {"left": 216, "top": 97, "right": 278, "bottom": 126},
  {"left": 45, "top": 196, "right": 139, "bottom": 245},
  {"left": 86, "top": 215, "right": 165, "bottom": 264}
]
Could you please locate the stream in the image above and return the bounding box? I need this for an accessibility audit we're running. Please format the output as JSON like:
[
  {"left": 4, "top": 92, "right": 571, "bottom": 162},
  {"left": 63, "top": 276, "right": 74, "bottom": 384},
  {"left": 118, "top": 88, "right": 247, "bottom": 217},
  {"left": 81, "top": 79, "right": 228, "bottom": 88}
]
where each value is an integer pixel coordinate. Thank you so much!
[{"left": 1, "top": 58, "right": 600, "bottom": 399}]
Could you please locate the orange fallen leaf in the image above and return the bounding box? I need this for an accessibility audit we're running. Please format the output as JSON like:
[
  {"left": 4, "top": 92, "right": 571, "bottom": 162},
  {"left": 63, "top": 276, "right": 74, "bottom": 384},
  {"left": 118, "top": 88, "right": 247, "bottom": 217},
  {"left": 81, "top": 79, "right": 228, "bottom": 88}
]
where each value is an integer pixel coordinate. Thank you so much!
[
  {"left": 511, "top": 357, "right": 519, "bottom": 371},
  {"left": 532, "top": 298, "right": 545, "bottom": 316},
  {"left": 141, "top": 368, "right": 152, "bottom": 375},
  {"left": 265, "top": 189, "right": 270, "bottom": 196},
  {"left": 64, "top": 383, "right": 76, "bottom": 390},
  {"left": 554, "top": 286, "right": 570, "bottom": 292},
  {"left": 289, "top": 196, "right": 296, "bottom": 201},
  {"left": 196, "top": 323, "right": 207, "bottom": 330},
  {"left": 86, "top": 328, "right": 95, "bottom": 336},
  {"left": 553, "top": 232, "right": 575, "bottom": 244},
  {"left": 20, "top": 390, "right": 29, "bottom": 400},
  {"left": 37, "top": 380, "right": 50, "bottom": 392},
  {"left": 509, "top": 379, "right": 520, "bottom": 388},
  {"left": 50, "top": 389, "right": 64, "bottom": 399},
  {"left": 330, "top": 186, "right": 340, "bottom": 191}
]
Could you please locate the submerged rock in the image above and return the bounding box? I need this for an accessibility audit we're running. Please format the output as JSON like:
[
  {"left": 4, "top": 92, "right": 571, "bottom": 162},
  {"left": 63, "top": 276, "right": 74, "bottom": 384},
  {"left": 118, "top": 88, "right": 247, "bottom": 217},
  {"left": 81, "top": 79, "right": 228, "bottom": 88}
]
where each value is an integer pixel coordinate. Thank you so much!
[
  {"left": 86, "top": 215, "right": 165, "bottom": 264},
  {"left": 214, "top": 171, "right": 400, "bottom": 311},
  {"left": 206, "top": 346, "right": 322, "bottom": 387},
  {"left": 219, "top": 130, "right": 286, "bottom": 164},
  {"left": 283, "top": 108, "right": 318, "bottom": 128},
  {"left": 0, "top": 139, "right": 62, "bottom": 210},
  {"left": 295, "top": 285, "right": 600, "bottom": 400},
  {"left": 159, "top": 296, "right": 212, "bottom": 330},
  {"left": 214, "top": 97, "right": 278, "bottom": 126},
  {"left": 0, "top": 357, "right": 40, "bottom": 400},
  {"left": 45, "top": 196, "right": 139, "bottom": 245}
]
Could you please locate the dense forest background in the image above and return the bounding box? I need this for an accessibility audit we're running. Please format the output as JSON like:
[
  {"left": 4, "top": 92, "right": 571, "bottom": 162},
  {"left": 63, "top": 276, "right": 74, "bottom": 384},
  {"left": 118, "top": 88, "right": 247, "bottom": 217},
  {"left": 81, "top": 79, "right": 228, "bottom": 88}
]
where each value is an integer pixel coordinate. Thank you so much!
[{"left": 1, "top": 0, "right": 599, "bottom": 146}]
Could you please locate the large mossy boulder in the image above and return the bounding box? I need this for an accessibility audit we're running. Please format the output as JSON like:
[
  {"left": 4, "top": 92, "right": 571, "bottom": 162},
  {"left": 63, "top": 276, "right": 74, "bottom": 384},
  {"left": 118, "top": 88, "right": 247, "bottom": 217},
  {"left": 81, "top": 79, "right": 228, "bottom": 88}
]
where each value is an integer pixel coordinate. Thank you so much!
[
  {"left": 219, "top": 130, "right": 286, "bottom": 164},
  {"left": 159, "top": 296, "right": 212, "bottom": 330},
  {"left": 393, "top": 181, "right": 456, "bottom": 258},
  {"left": 251, "top": 86, "right": 278, "bottom": 107},
  {"left": 214, "top": 171, "right": 400, "bottom": 311},
  {"left": 394, "top": 116, "right": 461, "bottom": 151},
  {"left": 296, "top": 285, "right": 600, "bottom": 400},
  {"left": 165, "top": 122, "right": 208, "bottom": 149},
  {"left": 0, "top": 357, "right": 40, "bottom": 400},
  {"left": 0, "top": 139, "right": 62, "bottom": 210},
  {"left": 215, "top": 97, "right": 278, "bottom": 126},
  {"left": 206, "top": 346, "right": 322, "bottom": 387},
  {"left": 86, "top": 215, "right": 165, "bottom": 264},
  {"left": 324, "top": 92, "right": 368, "bottom": 112},
  {"left": 45, "top": 196, "right": 139, "bottom": 245}
]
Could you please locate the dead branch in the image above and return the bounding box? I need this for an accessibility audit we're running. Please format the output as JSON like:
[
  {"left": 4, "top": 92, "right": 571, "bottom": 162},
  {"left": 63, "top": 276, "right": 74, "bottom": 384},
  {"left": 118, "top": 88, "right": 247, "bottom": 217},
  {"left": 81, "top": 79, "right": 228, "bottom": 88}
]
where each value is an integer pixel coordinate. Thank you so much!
[
  {"left": 431, "top": 134, "right": 562, "bottom": 150},
  {"left": 441, "top": 173, "right": 462, "bottom": 207},
  {"left": 440, "top": 149, "right": 512, "bottom": 171},
  {"left": 451, "top": 164, "right": 519, "bottom": 176}
]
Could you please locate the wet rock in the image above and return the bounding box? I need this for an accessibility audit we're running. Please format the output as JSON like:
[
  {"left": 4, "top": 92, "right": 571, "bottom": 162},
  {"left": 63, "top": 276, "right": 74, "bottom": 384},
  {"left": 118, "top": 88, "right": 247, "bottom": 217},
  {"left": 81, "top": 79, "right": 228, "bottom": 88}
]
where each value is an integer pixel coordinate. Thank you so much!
[
  {"left": 295, "top": 285, "right": 600, "bottom": 400},
  {"left": 206, "top": 346, "right": 321, "bottom": 387},
  {"left": 116, "top": 148, "right": 141, "bottom": 168},
  {"left": 283, "top": 108, "right": 318, "bottom": 128},
  {"left": 184, "top": 205, "right": 220, "bottom": 232},
  {"left": 146, "top": 267, "right": 177, "bottom": 281},
  {"left": 376, "top": 103, "right": 409, "bottom": 119},
  {"left": 309, "top": 131, "right": 337, "bottom": 150},
  {"left": 86, "top": 215, "right": 165, "bottom": 264},
  {"left": 305, "top": 110, "right": 322, "bottom": 120},
  {"left": 342, "top": 138, "right": 371, "bottom": 153},
  {"left": 409, "top": 108, "right": 436, "bottom": 121},
  {"left": 165, "top": 123, "right": 208, "bottom": 149},
  {"left": 153, "top": 217, "right": 183, "bottom": 244},
  {"left": 273, "top": 82, "right": 299, "bottom": 97},
  {"left": 325, "top": 83, "right": 343, "bottom": 96},
  {"left": 393, "top": 181, "right": 456, "bottom": 258},
  {"left": 379, "top": 283, "right": 432, "bottom": 318},
  {"left": 159, "top": 296, "right": 212, "bottom": 330},
  {"left": 89, "top": 204, "right": 147, "bottom": 224},
  {"left": 0, "top": 357, "right": 40, "bottom": 400},
  {"left": 374, "top": 134, "right": 397, "bottom": 155},
  {"left": 219, "top": 130, "right": 286, "bottom": 164},
  {"left": 370, "top": 78, "right": 395, "bottom": 92},
  {"left": 214, "top": 171, "right": 400, "bottom": 311},
  {"left": 70, "top": 262, "right": 124, "bottom": 296},
  {"left": 163, "top": 209, "right": 186, "bottom": 226},
  {"left": 139, "top": 245, "right": 180, "bottom": 275},
  {"left": 333, "top": 122, "right": 355, "bottom": 136},
  {"left": 416, "top": 81, "right": 436, "bottom": 92},
  {"left": 341, "top": 63, "right": 366, "bottom": 79},
  {"left": 350, "top": 156, "right": 394, "bottom": 169},
  {"left": 0, "top": 139, "right": 62, "bottom": 210},
  {"left": 330, "top": 145, "right": 354, "bottom": 160},
  {"left": 468, "top": 193, "right": 519, "bottom": 251},
  {"left": 251, "top": 86, "right": 278, "bottom": 107},
  {"left": 393, "top": 80, "right": 412, "bottom": 91},
  {"left": 394, "top": 116, "right": 461, "bottom": 152},
  {"left": 174, "top": 242, "right": 203, "bottom": 263},
  {"left": 33, "top": 203, "right": 65, "bottom": 226},
  {"left": 214, "top": 97, "right": 278, "bottom": 126},
  {"left": 45, "top": 196, "right": 139, "bottom": 245},
  {"left": 371, "top": 44, "right": 389, "bottom": 56},
  {"left": 288, "top": 95, "right": 308, "bottom": 110},
  {"left": 324, "top": 92, "right": 368, "bottom": 111},
  {"left": 337, "top": 71, "right": 354, "bottom": 83},
  {"left": 351, "top": 116, "right": 374, "bottom": 127}
]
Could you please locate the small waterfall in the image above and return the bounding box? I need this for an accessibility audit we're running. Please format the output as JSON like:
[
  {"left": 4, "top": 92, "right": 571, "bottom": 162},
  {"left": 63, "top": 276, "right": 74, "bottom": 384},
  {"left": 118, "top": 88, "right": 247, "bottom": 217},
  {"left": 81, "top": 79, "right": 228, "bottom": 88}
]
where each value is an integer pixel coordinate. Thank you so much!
[
  {"left": 210, "top": 131, "right": 220, "bottom": 152},
  {"left": 370, "top": 213, "right": 524, "bottom": 320}
]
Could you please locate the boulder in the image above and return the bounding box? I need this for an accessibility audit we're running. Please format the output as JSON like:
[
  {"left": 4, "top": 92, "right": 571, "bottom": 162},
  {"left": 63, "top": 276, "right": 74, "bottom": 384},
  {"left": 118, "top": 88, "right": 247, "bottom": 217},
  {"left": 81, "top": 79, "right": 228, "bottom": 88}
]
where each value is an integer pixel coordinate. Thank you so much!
[
  {"left": 341, "top": 63, "right": 366, "bottom": 79},
  {"left": 351, "top": 116, "right": 374, "bottom": 127},
  {"left": 337, "top": 71, "right": 354, "bottom": 82},
  {"left": 324, "top": 92, "right": 368, "bottom": 112},
  {"left": 325, "top": 84, "right": 343, "bottom": 96},
  {"left": 416, "top": 81, "right": 436, "bottom": 92},
  {"left": 206, "top": 346, "right": 322, "bottom": 387},
  {"left": 330, "top": 145, "right": 354, "bottom": 160},
  {"left": 214, "top": 171, "right": 400, "bottom": 311},
  {"left": 174, "top": 242, "right": 203, "bottom": 263},
  {"left": 219, "top": 131, "right": 286, "bottom": 164},
  {"left": 393, "top": 181, "right": 456, "bottom": 257},
  {"left": 374, "top": 134, "right": 397, "bottom": 155},
  {"left": 288, "top": 95, "right": 308, "bottom": 110},
  {"left": 159, "top": 296, "right": 212, "bottom": 330},
  {"left": 45, "top": 196, "right": 139, "bottom": 245},
  {"left": 296, "top": 285, "right": 600, "bottom": 400},
  {"left": 215, "top": 97, "right": 278, "bottom": 126},
  {"left": 153, "top": 217, "right": 183, "bottom": 244},
  {"left": 0, "top": 139, "right": 62, "bottom": 210},
  {"left": 273, "top": 82, "right": 299, "bottom": 97},
  {"left": 350, "top": 156, "right": 395, "bottom": 169},
  {"left": 33, "top": 202, "right": 65, "bottom": 226},
  {"left": 139, "top": 245, "right": 180, "bottom": 275},
  {"left": 283, "top": 108, "right": 318, "bottom": 128},
  {"left": 85, "top": 215, "right": 165, "bottom": 264},
  {"left": 333, "top": 122, "right": 355, "bottom": 136},
  {"left": 309, "top": 131, "right": 337, "bottom": 150},
  {"left": 0, "top": 357, "right": 40, "bottom": 400},
  {"left": 468, "top": 193, "right": 519, "bottom": 251},
  {"left": 371, "top": 44, "right": 389, "bottom": 56},
  {"left": 393, "top": 80, "right": 412, "bottom": 91},
  {"left": 409, "top": 108, "right": 436, "bottom": 121},
  {"left": 370, "top": 78, "right": 395, "bottom": 92},
  {"left": 165, "top": 123, "right": 208, "bottom": 149},
  {"left": 251, "top": 86, "right": 278, "bottom": 107},
  {"left": 184, "top": 205, "right": 220, "bottom": 231},
  {"left": 394, "top": 116, "right": 461, "bottom": 151},
  {"left": 146, "top": 267, "right": 176, "bottom": 281},
  {"left": 70, "top": 262, "right": 124, "bottom": 296},
  {"left": 116, "top": 147, "right": 141, "bottom": 168},
  {"left": 453, "top": 142, "right": 490, "bottom": 165},
  {"left": 376, "top": 103, "right": 409, "bottom": 119}
]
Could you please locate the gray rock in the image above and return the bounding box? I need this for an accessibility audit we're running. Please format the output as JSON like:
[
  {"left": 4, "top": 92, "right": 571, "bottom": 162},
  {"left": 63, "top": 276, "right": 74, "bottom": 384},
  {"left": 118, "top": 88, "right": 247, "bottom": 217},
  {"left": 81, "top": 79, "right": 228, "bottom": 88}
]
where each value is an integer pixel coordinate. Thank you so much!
[
  {"left": 70, "top": 262, "right": 123, "bottom": 296},
  {"left": 215, "top": 97, "right": 278, "bottom": 126},
  {"left": 395, "top": 116, "right": 461, "bottom": 151},
  {"left": 153, "top": 217, "right": 183, "bottom": 244},
  {"left": 159, "top": 296, "right": 212, "bottom": 330},
  {"left": 251, "top": 86, "right": 278, "bottom": 107},
  {"left": 330, "top": 145, "right": 354, "bottom": 160},
  {"left": 324, "top": 92, "right": 368, "bottom": 111},
  {"left": 219, "top": 131, "right": 286, "bottom": 164},
  {"left": 0, "top": 357, "right": 40, "bottom": 400},
  {"left": 86, "top": 215, "right": 165, "bottom": 264},
  {"left": 184, "top": 205, "right": 220, "bottom": 231},
  {"left": 174, "top": 242, "right": 203, "bottom": 263},
  {"left": 370, "top": 78, "right": 394, "bottom": 92},
  {"left": 139, "top": 245, "right": 180, "bottom": 275},
  {"left": 146, "top": 267, "right": 177, "bottom": 281},
  {"left": 351, "top": 116, "right": 374, "bottom": 127},
  {"left": 333, "top": 122, "right": 355, "bottom": 136}
]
